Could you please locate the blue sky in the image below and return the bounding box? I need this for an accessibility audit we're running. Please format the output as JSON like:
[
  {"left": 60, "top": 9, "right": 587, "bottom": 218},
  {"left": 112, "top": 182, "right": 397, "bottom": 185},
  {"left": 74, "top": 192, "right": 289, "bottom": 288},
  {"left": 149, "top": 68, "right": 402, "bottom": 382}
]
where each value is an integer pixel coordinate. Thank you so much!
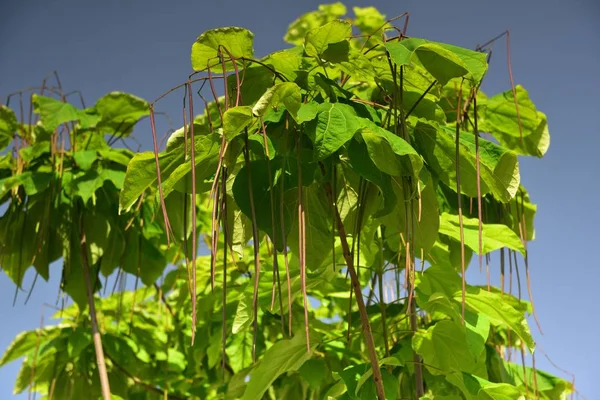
[{"left": 1, "top": 0, "right": 599, "bottom": 398}]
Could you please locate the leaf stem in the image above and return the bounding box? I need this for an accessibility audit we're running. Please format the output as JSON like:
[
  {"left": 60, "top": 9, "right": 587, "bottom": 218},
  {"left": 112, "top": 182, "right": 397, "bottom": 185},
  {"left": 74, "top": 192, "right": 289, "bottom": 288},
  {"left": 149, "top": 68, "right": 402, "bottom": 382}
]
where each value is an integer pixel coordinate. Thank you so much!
[
  {"left": 320, "top": 164, "right": 386, "bottom": 400},
  {"left": 80, "top": 228, "right": 111, "bottom": 400}
]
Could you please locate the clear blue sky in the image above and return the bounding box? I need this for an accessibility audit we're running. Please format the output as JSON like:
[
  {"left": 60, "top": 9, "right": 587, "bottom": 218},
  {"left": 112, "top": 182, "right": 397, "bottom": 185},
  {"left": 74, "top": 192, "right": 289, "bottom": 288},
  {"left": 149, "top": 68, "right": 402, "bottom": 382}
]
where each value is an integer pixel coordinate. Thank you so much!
[{"left": 1, "top": 0, "right": 599, "bottom": 398}]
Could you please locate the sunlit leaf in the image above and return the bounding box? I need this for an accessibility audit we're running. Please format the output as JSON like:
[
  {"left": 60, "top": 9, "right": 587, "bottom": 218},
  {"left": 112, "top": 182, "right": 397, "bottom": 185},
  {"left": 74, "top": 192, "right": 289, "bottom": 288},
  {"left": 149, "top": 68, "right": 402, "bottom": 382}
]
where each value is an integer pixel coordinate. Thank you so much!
[
  {"left": 32, "top": 94, "right": 100, "bottom": 131},
  {"left": 413, "top": 320, "right": 477, "bottom": 374},
  {"left": 439, "top": 212, "right": 525, "bottom": 256},
  {"left": 191, "top": 27, "right": 254, "bottom": 72},
  {"left": 0, "top": 105, "right": 17, "bottom": 150},
  {"left": 454, "top": 287, "right": 535, "bottom": 352},
  {"left": 481, "top": 85, "right": 550, "bottom": 157},
  {"left": 413, "top": 120, "right": 520, "bottom": 202},
  {"left": 94, "top": 92, "right": 149, "bottom": 137},
  {"left": 284, "top": 3, "right": 347, "bottom": 45},
  {"left": 223, "top": 106, "right": 254, "bottom": 141},
  {"left": 241, "top": 330, "right": 320, "bottom": 400}
]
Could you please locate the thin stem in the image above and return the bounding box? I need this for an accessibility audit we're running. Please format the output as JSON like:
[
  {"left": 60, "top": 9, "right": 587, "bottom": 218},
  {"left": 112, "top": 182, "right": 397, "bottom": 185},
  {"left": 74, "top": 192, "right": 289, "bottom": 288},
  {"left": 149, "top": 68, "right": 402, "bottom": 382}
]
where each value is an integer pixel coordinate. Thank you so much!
[
  {"left": 320, "top": 164, "right": 386, "bottom": 400},
  {"left": 377, "top": 227, "right": 389, "bottom": 357},
  {"left": 243, "top": 130, "right": 261, "bottom": 362},
  {"left": 297, "top": 132, "right": 310, "bottom": 352},
  {"left": 454, "top": 79, "right": 467, "bottom": 322},
  {"left": 80, "top": 229, "right": 111, "bottom": 400}
]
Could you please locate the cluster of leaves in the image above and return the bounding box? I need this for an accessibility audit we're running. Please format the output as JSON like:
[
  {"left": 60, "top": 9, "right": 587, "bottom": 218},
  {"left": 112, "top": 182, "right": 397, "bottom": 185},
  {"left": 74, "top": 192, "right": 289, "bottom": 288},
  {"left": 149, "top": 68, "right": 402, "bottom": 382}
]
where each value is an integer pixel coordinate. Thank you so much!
[
  {"left": 0, "top": 90, "right": 170, "bottom": 308},
  {"left": 1, "top": 3, "right": 571, "bottom": 400}
]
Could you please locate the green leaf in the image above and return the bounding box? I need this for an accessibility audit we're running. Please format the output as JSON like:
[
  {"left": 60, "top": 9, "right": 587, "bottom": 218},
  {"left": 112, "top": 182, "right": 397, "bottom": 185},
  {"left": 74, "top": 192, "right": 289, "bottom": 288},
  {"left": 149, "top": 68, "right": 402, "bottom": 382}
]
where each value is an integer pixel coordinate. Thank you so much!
[
  {"left": 228, "top": 66, "right": 275, "bottom": 106},
  {"left": 413, "top": 120, "right": 520, "bottom": 202},
  {"left": 305, "top": 102, "right": 361, "bottom": 160},
  {"left": 454, "top": 287, "right": 534, "bottom": 352},
  {"left": 439, "top": 212, "right": 525, "bottom": 256},
  {"left": 223, "top": 106, "right": 254, "bottom": 141},
  {"left": 0, "top": 325, "right": 64, "bottom": 367},
  {"left": 72, "top": 169, "right": 125, "bottom": 204},
  {"left": 379, "top": 168, "right": 439, "bottom": 254},
  {"left": 0, "top": 171, "right": 53, "bottom": 198},
  {"left": 0, "top": 105, "right": 17, "bottom": 150},
  {"left": 227, "top": 332, "right": 254, "bottom": 372},
  {"left": 73, "top": 150, "right": 98, "bottom": 171},
  {"left": 284, "top": 3, "right": 347, "bottom": 45},
  {"left": 503, "top": 361, "right": 573, "bottom": 398},
  {"left": 481, "top": 85, "right": 550, "bottom": 157},
  {"left": 447, "top": 372, "right": 524, "bottom": 400},
  {"left": 305, "top": 20, "right": 351, "bottom": 59},
  {"left": 261, "top": 46, "right": 303, "bottom": 82},
  {"left": 299, "top": 359, "right": 328, "bottom": 389},
  {"left": 119, "top": 131, "right": 203, "bottom": 212},
  {"left": 413, "top": 320, "right": 477, "bottom": 374},
  {"left": 120, "top": 227, "right": 167, "bottom": 285},
  {"left": 297, "top": 101, "right": 320, "bottom": 123},
  {"left": 386, "top": 38, "right": 487, "bottom": 85},
  {"left": 94, "top": 92, "right": 149, "bottom": 137},
  {"left": 358, "top": 123, "right": 423, "bottom": 178},
  {"left": 252, "top": 83, "right": 302, "bottom": 122},
  {"left": 287, "top": 184, "right": 333, "bottom": 271},
  {"left": 191, "top": 27, "right": 254, "bottom": 72},
  {"left": 32, "top": 94, "right": 100, "bottom": 131},
  {"left": 416, "top": 265, "right": 462, "bottom": 300},
  {"left": 347, "top": 138, "right": 397, "bottom": 217},
  {"left": 0, "top": 206, "right": 41, "bottom": 286},
  {"left": 20, "top": 142, "right": 50, "bottom": 162},
  {"left": 353, "top": 6, "right": 387, "bottom": 34},
  {"left": 232, "top": 293, "right": 253, "bottom": 334},
  {"left": 241, "top": 330, "right": 320, "bottom": 400},
  {"left": 232, "top": 158, "right": 295, "bottom": 250},
  {"left": 163, "top": 132, "right": 222, "bottom": 197}
]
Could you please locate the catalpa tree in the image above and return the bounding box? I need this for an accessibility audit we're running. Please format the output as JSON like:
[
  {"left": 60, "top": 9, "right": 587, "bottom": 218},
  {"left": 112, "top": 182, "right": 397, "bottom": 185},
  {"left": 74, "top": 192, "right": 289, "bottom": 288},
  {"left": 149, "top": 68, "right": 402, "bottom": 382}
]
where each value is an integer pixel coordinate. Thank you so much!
[{"left": 0, "top": 3, "right": 575, "bottom": 400}]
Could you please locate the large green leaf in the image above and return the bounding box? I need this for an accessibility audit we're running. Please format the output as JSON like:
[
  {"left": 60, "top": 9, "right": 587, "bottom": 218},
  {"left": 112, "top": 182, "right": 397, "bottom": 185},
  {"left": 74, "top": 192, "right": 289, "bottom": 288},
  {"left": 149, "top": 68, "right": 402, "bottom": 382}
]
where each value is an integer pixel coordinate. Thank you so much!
[
  {"left": 94, "top": 92, "right": 149, "bottom": 137},
  {"left": 119, "top": 131, "right": 220, "bottom": 211},
  {"left": 164, "top": 132, "right": 222, "bottom": 197},
  {"left": 0, "top": 105, "right": 17, "bottom": 150},
  {"left": 447, "top": 372, "right": 524, "bottom": 400},
  {"left": 72, "top": 168, "right": 125, "bottom": 204},
  {"left": 413, "top": 320, "right": 477, "bottom": 374},
  {"left": 358, "top": 123, "right": 423, "bottom": 178},
  {"left": 287, "top": 184, "right": 333, "bottom": 271},
  {"left": 413, "top": 120, "right": 520, "bottom": 202},
  {"left": 304, "top": 19, "right": 351, "bottom": 60},
  {"left": 379, "top": 168, "right": 440, "bottom": 254},
  {"left": 261, "top": 47, "right": 304, "bottom": 82},
  {"left": 241, "top": 330, "right": 319, "bottom": 400},
  {"left": 386, "top": 38, "right": 487, "bottom": 85},
  {"left": 346, "top": 137, "right": 397, "bottom": 217},
  {"left": 252, "top": 82, "right": 302, "bottom": 122},
  {"left": 284, "top": 3, "right": 347, "bottom": 45},
  {"left": 223, "top": 106, "right": 254, "bottom": 141},
  {"left": 481, "top": 85, "right": 550, "bottom": 157},
  {"left": 455, "top": 287, "right": 534, "bottom": 352},
  {"left": 439, "top": 213, "right": 525, "bottom": 256},
  {"left": 0, "top": 325, "right": 64, "bottom": 367},
  {"left": 305, "top": 102, "right": 361, "bottom": 160},
  {"left": 232, "top": 293, "right": 253, "bottom": 334},
  {"left": 0, "top": 205, "right": 41, "bottom": 286},
  {"left": 0, "top": 171, "right": 53, "bottom": 198},
  {"left": 504, "top": 362, "right": 573, "bottom": 398},
  {"left": 232, "top": 157, "right": 311, "bottom": 250},
  {"left": 191, "top": 27, "right": 254, "bottom": 71},
  {"left": 32, "top": 94, "right": 100, "bottom": 131}
]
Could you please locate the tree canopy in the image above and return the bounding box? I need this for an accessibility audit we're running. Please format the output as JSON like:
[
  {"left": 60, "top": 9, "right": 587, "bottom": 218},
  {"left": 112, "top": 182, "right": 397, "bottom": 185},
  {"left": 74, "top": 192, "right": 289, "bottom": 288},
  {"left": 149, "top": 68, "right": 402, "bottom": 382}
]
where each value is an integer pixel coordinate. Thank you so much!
[{"left": 0, "top": 3, "right": 572, "bottom": 400}]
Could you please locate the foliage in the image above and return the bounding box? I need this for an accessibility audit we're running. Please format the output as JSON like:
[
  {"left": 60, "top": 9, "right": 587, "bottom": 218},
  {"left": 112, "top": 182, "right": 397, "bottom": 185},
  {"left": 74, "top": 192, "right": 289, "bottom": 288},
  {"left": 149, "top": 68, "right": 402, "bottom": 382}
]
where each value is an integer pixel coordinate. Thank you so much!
[{"left": 1, "top": 3, "right": 573, "bottom": 400}]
